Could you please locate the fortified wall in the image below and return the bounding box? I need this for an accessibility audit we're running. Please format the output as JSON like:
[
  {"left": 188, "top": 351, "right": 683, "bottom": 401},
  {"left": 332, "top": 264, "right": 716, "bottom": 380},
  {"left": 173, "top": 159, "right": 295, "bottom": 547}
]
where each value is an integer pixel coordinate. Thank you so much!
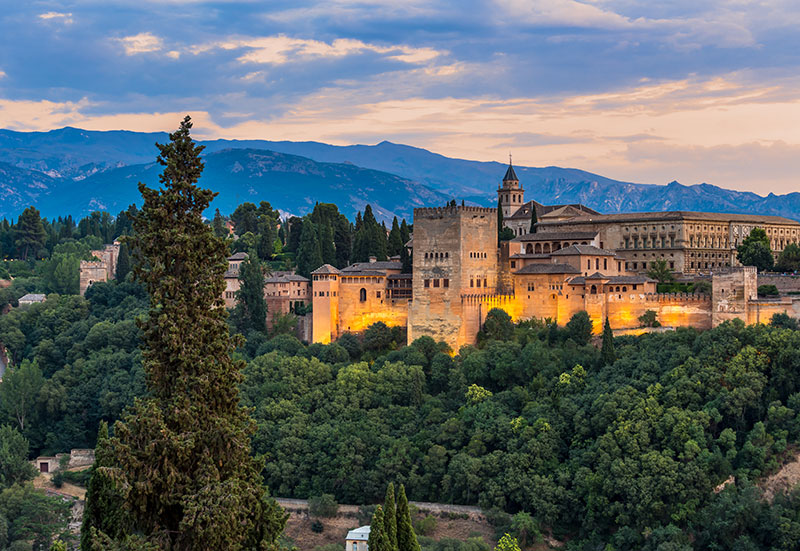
[{"left": 79, "top": 243, "right": 120, "bottom": 296}]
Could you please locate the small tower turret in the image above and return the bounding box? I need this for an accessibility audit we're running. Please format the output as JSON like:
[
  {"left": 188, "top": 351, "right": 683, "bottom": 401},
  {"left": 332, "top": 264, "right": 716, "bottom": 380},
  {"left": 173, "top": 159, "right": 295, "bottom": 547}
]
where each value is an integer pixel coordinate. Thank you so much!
[{"left": 497, "top": 155, "right": 524, "bottom": 219}]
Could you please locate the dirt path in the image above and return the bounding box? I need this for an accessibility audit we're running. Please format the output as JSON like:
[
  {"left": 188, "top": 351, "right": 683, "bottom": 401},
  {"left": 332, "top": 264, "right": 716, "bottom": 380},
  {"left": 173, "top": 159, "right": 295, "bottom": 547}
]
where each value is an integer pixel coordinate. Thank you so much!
[{"left": 761, "top": 450, "right": 800, "bottom": 502}]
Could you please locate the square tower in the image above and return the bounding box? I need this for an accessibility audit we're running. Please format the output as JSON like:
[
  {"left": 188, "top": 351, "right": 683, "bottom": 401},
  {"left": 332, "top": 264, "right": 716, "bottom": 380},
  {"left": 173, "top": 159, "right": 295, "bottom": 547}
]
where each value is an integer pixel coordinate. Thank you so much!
[{"left": 408, "top": 205, "right": 498, "bottom": 350}]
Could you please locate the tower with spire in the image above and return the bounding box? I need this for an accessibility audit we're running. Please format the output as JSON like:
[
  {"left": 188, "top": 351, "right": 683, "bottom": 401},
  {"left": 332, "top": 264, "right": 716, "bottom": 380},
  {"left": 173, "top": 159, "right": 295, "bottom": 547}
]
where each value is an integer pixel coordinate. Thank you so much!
[{"left": 497, "top": 155, "right": 524, "bottom": 219}]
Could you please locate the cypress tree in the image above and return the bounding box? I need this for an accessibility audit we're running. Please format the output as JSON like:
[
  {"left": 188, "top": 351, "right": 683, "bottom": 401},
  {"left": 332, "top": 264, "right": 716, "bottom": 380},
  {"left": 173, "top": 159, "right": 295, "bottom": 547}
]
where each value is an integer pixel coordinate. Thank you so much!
[
  {"left": 388, "top": 217, "right": 403, "bottom": 257},
  {"left": 81, "top": 421, "right": 127, "bottom": 549},
  {"left": 333, "top": 216, "right": 352, "bottom": 269},
  {"left": 396, "top": 484, "right": 419, "bottom": 551},
  {"left": 601, "top": 317, "right": 616, "bottom": 365},
  {"left": 296, "top": 218, "right": 323, "bottom": 278},
  {"left": 233, "top": 252, "right": 268, "bottom": 334},
  {"left": 368, "top": 505, "right": 386, "bottom": 551},
  {"left": 14, "top": 206, "right": 47, "bottom": 260},
  {"left": 320, "top": 222, "right": 336, "bottom": 266},
  {"left": 116, "top": 243, "right": 131, "bottom": 281},
  {"left": 100, "top": 116, "right": 287, "bottom": 549},
  {"left": 383, "top": 483, "right": 398, "bottom": 551},
  {"left": 399, "top": 219, "right": 412, "bottom": 273},
  {"left": 529, "top": 204, "right": 538, "bottom": 234}
]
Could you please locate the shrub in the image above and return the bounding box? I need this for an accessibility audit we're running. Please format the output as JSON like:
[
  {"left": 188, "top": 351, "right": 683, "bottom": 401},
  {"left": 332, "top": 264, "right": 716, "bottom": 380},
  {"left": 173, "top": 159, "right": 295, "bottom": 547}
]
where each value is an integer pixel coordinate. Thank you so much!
[
  {"left": 414, "top": 514, "right": 437, "bottom": 536},
  {"left": 310, "top": 520, "right": 324, "bottom": 533},
  {"left": 758, "top": 284, "right": 779, "bottom": 297},
  {"left": 309, "top": 494, "right": 339, "bottom": 518},
  {"left": 51, "top": 470, "right": 64, "bottom": 488},
  {"left": 639, "top": 310, "right": 660, "bottom": 328}
]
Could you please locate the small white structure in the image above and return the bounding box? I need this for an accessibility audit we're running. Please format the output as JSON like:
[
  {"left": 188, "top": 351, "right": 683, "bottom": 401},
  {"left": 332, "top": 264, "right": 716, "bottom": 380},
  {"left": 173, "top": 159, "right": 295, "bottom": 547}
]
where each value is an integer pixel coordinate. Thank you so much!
[
  {"left": 345, "top": 526, "right": 371, "bottom": 551},
  {"left": 18, "top": 293, "right": 46, "bottom": 306}
]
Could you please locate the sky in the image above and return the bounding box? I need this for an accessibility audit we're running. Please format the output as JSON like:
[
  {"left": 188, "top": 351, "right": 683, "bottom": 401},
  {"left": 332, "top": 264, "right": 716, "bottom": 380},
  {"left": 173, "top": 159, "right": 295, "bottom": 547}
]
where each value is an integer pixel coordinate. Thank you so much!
[{"left": 1, "top": 1, "right": 799, "bottom": 194}]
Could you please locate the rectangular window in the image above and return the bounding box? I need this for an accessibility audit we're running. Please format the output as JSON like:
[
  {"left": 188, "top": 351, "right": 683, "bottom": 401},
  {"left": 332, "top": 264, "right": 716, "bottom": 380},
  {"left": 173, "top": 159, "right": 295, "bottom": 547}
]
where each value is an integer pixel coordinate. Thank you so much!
[
  {"left": 424, "top": 279, "right": 430, "bottom": 288},
  {"left": 443, "top": 279, "right": 449, "bottom": 288},
  {"left": 483, "top": 278, "right": 487, "bottom": 287},
  {"left": 376, "top": 291, "right": 381, "bottom": 298},
  {"left": 511, "top": 261, "right": 516, "bottom": 268},
  {"left": 433, "top": 279, "right": 440, "bottom": 288},
  {"left": 476, "top": 279, "right": 481, "bottom": 287},
  {"left": 470, "top": 279, "right": 474, "bottom": 287}
]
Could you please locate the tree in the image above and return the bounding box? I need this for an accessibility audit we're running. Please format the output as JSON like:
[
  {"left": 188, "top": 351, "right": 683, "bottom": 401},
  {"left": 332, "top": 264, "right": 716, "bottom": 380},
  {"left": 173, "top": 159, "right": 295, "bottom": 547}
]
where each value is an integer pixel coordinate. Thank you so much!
[
  {"left": 529, "top": 205, "right": 537, "bottom": 234},
  {"left": 14, "top": 207, "right": 46, "bottom": 261},
  {"left": 565, "top": 311, "right": 592, "bottom": 345},
  {"left": 494, "top": 534, "right": 521, "bottom": 551},
  {"left": 232, "top": 253, "right": 267, "bottom": 334},
  {"left": 101, "top": 116, "right": 287, "bottom": 549},
  {"left": 737, "top": 228, "right": 774, "bottom": 272},
  {"left": 368, "top": 505, "right": 389, "bottom": 551},
  {"left": 639, "top": 310, "right": 660, "bottom": 328},
  {"left": 399, "top": 219, "right": 411, "bottom": 273},
  {"left": 0, "top": 426, "right": 36, "bottom": 490},
  {"left": 510, "top": 512, "right": 540, "bottom": 548},
  {"left": 383, "top": 483, "right": 398, "bottom": 551},
  {"left": 352, "top": 205, "right": 387, "bottom": 262},
  {"left": 396, "top": 484, "right": 419, "bottom": 551},
  {"left": 775, "top": 242, "right": 800, "bottom": 272},
  {"left": 0, "top": 483, "right": 72, "bottom": 549},
  {"left": 477, "top": 308, "right": 514, "bottom": 344},
  {"left": 601, "top": 317, "right": 616, "bottom": 365},
  {"left": 647, "top": 259, "right": 674, "bottom": 283},
  {"left": 0, "top": 361, "right": 43, "bottom": 434},
  {"left": 81, "top": 421, "right": 127, "bottom": 550},
  {"left": 115, "top": 243, "right": 131, "bottom": 281},
  {"left": 212, "top": 208, "right": 227, "bottom": 239},
  {"left": 388, "top": 218, "right": 404, "bottom": 258},
  {"left": 296, "top": 218, "right": 323, "bottom": 278}
]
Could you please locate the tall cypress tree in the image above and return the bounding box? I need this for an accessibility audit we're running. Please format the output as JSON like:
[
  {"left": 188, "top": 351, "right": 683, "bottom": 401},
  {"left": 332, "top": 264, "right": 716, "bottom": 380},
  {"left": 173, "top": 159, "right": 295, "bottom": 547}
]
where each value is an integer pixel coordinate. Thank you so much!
[
  {"left": 14, "top": 206, "right": 46, "bottom": 261},
  {"left": 529, "top": 204, "right": 538, "bottom": 234},
  {"left": 601, "top": 317, "right": 616, "bottom": 366},
  {"left": 296, "top": 218, "right": 323, "bottom": 278},
  {"left": 212, "top": 208, "right": 227, "bottom": 238},
  {"left": 367, "top": 505, "right": 387, "bottom": 551},
  {"left": 115, "top": 243, "right": 131, "bottom": 281},
  {"left": 233, "top": 252, "right": 268, "bottom": 334},
  {"left": 396, "top": 484, "right": 419, "bottom": 551},
  {"left": 81, "top": 421, "right": 127, "bottom": 549},
  {"left": 383, "top": 483, "right": 398, "bottom": 551},
  {"left": 100, "top": 117, "right": 286, "bottom": 549},
  {"left": 388, "top": 218, "right": 403, "bottom": 258}
]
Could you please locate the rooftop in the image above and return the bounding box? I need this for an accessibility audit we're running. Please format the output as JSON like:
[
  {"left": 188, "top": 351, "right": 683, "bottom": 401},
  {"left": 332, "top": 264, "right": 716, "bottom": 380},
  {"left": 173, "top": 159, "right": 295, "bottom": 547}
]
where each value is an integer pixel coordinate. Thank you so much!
[
  {"left": 18, "top": 293, "right": 46, "bottom": 303},
  {"left": 550, "top": 245, "right": 617, "bottom": 257},
  {"left": 228, "top": 252, "right": 248, "bottom": 260},
  {"left": 539, "top": 210, "right": 800, "bottom": 226},
  {"left": 507, "top": 200, "right": 600, "bottom": 221},
  {"left": 343, "top": 260, "right": 402, "bottom": 272},
  {"left": 512, "top": 231, "right": 598, "bottom": 243},
  {"left": 503, "top": 163, "right": 518, "bottom": 182},
  {"left": 311, "top": 264, "right": 341, "bottom": 275},
  {"left": 515, "top": 263, "right": 581, "bottom": 275},
  {"left": 346, "top": 526, "right": 371, "bottom": 541}
]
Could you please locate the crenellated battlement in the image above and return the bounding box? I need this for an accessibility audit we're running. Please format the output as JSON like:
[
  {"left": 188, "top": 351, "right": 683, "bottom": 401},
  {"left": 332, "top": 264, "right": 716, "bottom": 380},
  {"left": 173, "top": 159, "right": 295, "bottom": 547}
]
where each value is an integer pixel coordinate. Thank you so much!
[
  {"left": 413, "top": 205, "right": 496, "bottom": 219},
  {"left": 461, "top": 293, "right": 516, "bottom": 305}
]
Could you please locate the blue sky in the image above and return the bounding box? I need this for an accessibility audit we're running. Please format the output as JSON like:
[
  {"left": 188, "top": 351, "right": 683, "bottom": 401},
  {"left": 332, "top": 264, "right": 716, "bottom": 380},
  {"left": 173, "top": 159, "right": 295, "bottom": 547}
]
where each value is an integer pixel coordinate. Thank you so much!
[{"left": 1, "top": 1, "right": 800, "bottom": 193}]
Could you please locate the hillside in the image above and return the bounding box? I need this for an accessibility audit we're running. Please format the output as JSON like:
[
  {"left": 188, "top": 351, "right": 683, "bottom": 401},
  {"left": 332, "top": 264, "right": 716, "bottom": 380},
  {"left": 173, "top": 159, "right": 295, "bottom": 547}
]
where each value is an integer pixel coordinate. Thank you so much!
[
  {"left": 2, "top": 126, "right": 800, "bottom": 221},
  {"left": 22, "top": 148, "right": 449, "bottom": 222}
]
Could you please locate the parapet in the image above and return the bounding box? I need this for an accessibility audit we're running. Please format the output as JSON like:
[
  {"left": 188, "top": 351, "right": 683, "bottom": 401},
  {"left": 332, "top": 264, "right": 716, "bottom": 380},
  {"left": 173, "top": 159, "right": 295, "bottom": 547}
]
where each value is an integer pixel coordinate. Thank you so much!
[{"left": 414, "top": 206, "right": 497, "bottom": 219}]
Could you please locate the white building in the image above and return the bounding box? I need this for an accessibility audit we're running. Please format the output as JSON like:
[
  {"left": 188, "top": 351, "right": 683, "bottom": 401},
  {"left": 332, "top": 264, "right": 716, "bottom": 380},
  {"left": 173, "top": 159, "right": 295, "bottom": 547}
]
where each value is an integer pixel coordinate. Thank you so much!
[{"left": 345, "top": 526, "right": 371, "bottom": 551}]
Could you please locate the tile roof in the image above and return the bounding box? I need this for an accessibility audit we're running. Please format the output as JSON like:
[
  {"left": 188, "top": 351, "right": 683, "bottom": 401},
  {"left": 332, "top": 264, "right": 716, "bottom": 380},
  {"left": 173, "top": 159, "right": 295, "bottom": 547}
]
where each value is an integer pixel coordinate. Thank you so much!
[
  {"left": 514, "top": 263, "right": 581, "bottom": 274},
  {"left": 343, "top": 261, "right": 402, "bottom": 272},
  {"left": 311, "top": 264, "right": 341, "bottom": 274},
  {"left": 227, "top": 252, "right": 249, "bottom": 260},
  {"left": 539, "top": 211, "right": 800, "bottom": 225},
  {"left": 550, "top": 245, "right": 617, "bottom": 256},
  {"left": 511, "top": 231, "right": 598, "bottom": 242}
]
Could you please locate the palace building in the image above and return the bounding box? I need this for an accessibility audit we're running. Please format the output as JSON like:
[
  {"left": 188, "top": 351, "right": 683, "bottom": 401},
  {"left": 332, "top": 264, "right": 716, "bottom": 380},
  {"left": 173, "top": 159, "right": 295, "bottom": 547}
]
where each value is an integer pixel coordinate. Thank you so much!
[{"left": 311, "top": 162, "right": 800, "bottom": 350}]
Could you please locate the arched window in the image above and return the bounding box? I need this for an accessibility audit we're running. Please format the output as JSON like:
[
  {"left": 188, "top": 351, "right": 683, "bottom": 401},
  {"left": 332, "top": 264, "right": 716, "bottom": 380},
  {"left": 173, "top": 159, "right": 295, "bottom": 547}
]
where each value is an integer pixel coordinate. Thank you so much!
[
  {"left": 535, "top": 243, "right": 542, "bottom": 254},
  {"left": 590, "top": 285, "right": 597, "bottom": 294},
  {"left": 543, "top": 243, "right": 551, "bottom": 253},
  {"left": 359, "top": 288, "right": 367, "bottom": 301},
  {"left": 526, "top": 243, "right": 533, "bottom": 254}
]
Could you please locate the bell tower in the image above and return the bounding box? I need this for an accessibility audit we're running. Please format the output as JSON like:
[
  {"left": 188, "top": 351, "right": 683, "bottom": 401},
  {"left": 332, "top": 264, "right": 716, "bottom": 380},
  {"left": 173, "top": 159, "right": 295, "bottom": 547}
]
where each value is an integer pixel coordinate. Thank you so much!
[{"left": 497, "top": 156, "right": 524, "bottom": 219}]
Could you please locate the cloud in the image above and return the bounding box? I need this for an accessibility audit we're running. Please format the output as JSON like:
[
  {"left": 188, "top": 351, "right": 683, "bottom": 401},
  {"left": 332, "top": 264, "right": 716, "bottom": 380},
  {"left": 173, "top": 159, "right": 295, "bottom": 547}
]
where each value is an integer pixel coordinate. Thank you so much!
[
  {"left": 192, "top": 35, "right": 443, "bottom": 66},
  {"left": 117, "top": 33, "right": 164, "bottom": 55},
  {"left": 0, "top": 70, "right": 5, "bottom": 79},
  {"left": 38, "top": 11, "right": 73, "bottom": 24}
]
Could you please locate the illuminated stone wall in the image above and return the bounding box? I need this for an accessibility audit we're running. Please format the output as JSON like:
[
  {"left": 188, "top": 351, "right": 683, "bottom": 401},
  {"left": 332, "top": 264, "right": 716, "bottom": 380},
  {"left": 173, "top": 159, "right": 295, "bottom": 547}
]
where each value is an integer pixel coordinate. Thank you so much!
[
  {"left": 312, "top": 272, "right": 339, "bottom": 344},
  {"left": 337, "top": 276, "right": 409, "bottom": 336},
  {"left": 79, "top": 261, "right": 109, "bottom": 296}
]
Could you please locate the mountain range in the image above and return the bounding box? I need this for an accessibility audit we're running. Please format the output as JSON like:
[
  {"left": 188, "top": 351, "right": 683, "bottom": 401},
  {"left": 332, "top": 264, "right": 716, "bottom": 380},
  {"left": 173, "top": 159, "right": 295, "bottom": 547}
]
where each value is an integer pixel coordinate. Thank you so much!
[{"left": 1, "top": 126, "right": 799, "bottom": 223}]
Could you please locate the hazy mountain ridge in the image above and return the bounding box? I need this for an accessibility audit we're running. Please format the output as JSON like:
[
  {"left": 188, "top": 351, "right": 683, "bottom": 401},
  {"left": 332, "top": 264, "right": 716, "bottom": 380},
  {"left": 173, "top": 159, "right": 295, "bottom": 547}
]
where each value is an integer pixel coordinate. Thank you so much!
[{"left": 1, "top": 126, "right": 799, "bottom": 222}]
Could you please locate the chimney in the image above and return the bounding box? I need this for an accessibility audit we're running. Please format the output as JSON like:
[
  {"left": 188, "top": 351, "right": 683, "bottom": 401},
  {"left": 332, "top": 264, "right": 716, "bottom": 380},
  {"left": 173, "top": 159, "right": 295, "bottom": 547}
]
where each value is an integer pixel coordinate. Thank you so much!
[{"left": 369, "top": 256, "right": 377, "bottom": 263}]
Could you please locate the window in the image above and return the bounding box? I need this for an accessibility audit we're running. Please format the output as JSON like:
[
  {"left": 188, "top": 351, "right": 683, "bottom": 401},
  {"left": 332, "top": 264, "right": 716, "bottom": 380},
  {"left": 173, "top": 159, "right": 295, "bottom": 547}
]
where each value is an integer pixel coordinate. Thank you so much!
[
  {"left": 433, "top": 279, "right": 440, "bottom": 288},
  {"left": 511, "top": 261, "right": 516, "bottom": 268},
  {"left": 443, "top": 279, "right": 449, "bottom": 288},
  {"left": 604, "top": 259, "right": 607, "bottom": 270},
  {"left": 376, "top": 291, "right": 381, "bottom": 298},
  {"left": 590, "top": 285, "right": 597, "bottom": 294},
  {"left": 476, "top": 279, "right": 481, "bottom": 288},
  {"left": 484, "top": 278, "right": 487, "bottom": 287},
  {"left": 470, "top": 279, "right": 474, "bottom": 287},
  {"left": 359, "top": 288, "right": 367, "bottom": 301},
  {"left": 424, "top": 280, "right": 430, "bottom": 288}
]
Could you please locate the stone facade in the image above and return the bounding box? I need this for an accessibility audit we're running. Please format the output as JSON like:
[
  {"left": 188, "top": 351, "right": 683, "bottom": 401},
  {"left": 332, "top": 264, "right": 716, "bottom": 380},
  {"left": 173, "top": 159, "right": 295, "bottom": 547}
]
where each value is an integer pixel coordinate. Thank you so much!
[
  {"left": 308, "top": 163, "right": 800, "bottom": 350},
  {"left": 79, "top": 242, "right": 121, "bottom": 296}
]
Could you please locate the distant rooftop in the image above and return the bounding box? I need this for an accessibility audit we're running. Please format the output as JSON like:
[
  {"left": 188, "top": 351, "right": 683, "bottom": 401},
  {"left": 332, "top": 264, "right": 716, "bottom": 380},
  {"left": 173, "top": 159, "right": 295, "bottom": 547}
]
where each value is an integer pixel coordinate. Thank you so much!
[{"left": 346, "top": 526, "right": 371, "bottom": 542}]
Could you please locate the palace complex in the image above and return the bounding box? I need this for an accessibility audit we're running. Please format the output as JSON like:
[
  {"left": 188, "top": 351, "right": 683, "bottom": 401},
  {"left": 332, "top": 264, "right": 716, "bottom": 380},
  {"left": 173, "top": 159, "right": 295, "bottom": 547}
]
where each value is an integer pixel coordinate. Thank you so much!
[{"left": 312, "top": 163, "right": 800, "bottom": 350}]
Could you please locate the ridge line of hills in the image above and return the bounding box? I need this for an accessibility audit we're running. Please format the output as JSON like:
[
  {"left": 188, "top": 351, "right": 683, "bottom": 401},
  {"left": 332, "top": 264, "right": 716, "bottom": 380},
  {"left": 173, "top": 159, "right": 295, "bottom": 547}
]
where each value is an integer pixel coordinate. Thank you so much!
[{"left": 1, "top": 126, "right": 799, "bottom": 222}]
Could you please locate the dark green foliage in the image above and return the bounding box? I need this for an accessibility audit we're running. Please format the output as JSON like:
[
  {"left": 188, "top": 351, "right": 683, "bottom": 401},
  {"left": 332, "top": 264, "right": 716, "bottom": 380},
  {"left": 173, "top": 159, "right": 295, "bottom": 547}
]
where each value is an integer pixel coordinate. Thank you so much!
[
  {"left": 102, "top": 117, "right": 287, "bottom": 549},
  {"left": 384, "top": 483, "right": 398, "bottom": 551},
  {"left": 499, "top": 227, "right": 514, "bottom": 241},
  {"left": 565, "top": 310, "right": 592, "bottom": 345},
  {"left": 771, "top": 312, "right": 799, "bottom": 330},
  {"left": 757, "top": 284, "right": 779, "bottom": 297},
  {"left": 601, "top": 317, "right": 616, "bottom": 365},
  {"left": 477, "top": 308, "right": 514, "bottom": 344},
  {"left": 115, "top": 242, "right": 131, "bottom": 281},
  {"left": 647, "top": 259, "right": 674, "bottom": 283},
  {"left": 496, "top": 200, "right": 503, "bottom": 245},
  {"left": 353, "top": 205, "right": 388, "bottom": 262},
  {"left": 82, "top": 421, "right": 127, "bottom": 550},
  {"left": 0, "top": 426, "right": 36, "bottom": 489},
  {"left": 368, "top": 506, "right": 390, "bottom": 551},
  {"left": 212, "top": 208, "right": 227, "bottom": 238},
  {"left": 388, "top": 218, "right": 404, "bottom": 257},
  {"left": 308, "top": 494, "right": 339, "bottom": 518},
  {"left": 296, "top": 217, "right": 323, "bottom": 278},
  {"left": 639, "top": 309, "right": 661, "bottom": 327},
  {"left": 14, "top": 207, "right": 47, "bottom": 261},
  {"left": 775, "top": 243, "right": 800, "bottom": 272},
  {"left": 737, "top": 228, "right": 774, "bottom": 272},
  {"left": 413, "top": 515, "right": 436, "bottom": 536},
  {"left": 232, "top": 253, "right": 268, "bottom": 334},
  {"left": 529, "top": 206, "right": 537, "bottom": 234},
  {"left": 396, "top": 484, "right": 420, "bottom": 551},
  {"left": 0, "top": 483, "right": 72, "bottom": 549}
]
